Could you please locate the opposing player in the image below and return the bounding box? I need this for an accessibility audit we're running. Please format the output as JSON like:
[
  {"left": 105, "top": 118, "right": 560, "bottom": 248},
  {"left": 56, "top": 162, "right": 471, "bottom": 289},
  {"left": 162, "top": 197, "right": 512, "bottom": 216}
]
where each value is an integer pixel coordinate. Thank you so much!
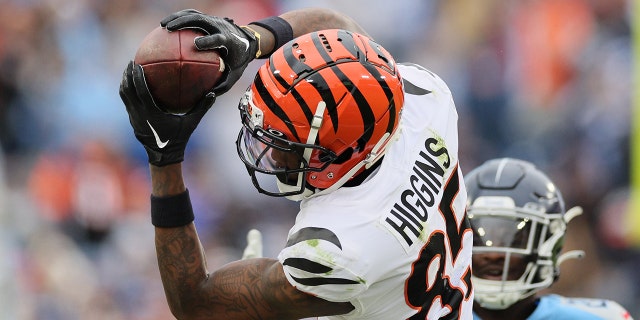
[
  {"left": 119, "top": 7, "right": 473, "bottom": 319},
  {"left": 465, "top": 158, "right": 633, "bottom": 320}
]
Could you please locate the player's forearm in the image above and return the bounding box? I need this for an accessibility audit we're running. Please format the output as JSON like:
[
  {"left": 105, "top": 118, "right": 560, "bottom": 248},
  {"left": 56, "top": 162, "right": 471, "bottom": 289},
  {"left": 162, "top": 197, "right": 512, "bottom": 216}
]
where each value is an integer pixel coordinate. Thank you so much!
[
  {"left": 150, "top": 164, "right": 210, "bottom": 318},
  {"left": 249, "top": 7, "right": 370, "bottom": 58},
  {"left": 280, "top": 8, "right": 369, "bottom": 38},
  {"left": 150, "top": 163, "right": 186, "bottom": 197},
  {"left": 155, "top": 224, "right": 209, "bottom": 318}
]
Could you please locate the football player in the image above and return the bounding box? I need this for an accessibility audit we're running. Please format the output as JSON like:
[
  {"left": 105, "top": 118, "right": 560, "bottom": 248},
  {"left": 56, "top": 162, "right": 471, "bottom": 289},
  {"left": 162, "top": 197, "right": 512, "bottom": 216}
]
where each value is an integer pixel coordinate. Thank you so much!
[
  {"left": 465, "top": 158, "right": 633, "bottom": 320},
  {"left": 119, "top": 7, "right": 473, "bottom": 319}
]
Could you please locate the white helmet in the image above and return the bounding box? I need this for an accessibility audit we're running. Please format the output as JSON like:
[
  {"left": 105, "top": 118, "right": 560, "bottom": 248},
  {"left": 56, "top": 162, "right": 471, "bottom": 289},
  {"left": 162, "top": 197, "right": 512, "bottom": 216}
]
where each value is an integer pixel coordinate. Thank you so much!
[{"left": 465, "top": 158, "right": 584, "bottom": 309}]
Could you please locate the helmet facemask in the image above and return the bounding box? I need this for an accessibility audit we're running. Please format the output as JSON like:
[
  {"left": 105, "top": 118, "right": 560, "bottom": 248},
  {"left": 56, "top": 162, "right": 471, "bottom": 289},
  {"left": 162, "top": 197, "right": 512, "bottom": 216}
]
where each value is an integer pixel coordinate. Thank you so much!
[
  {"left": 236, "top": 89, "right": 337, "bottom": 199},
  {"left": 469, "top": 198, "right": 564, "bottom": 310},
  {"left": 465, "top": 159, "right": 587, "bottom": 310}
]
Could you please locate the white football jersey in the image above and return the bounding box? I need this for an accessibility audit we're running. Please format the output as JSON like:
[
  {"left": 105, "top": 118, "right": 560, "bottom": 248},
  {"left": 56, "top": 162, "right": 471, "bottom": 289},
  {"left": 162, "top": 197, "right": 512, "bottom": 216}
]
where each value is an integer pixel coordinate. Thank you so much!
[{"left": 278, "top": 63, "right": 474, "bottom": 319}]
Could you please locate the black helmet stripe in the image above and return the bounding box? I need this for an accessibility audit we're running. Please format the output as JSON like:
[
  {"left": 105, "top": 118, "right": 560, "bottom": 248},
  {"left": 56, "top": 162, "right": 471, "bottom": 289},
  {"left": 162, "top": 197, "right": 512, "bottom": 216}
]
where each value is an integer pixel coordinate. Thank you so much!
[
  {"left": 268, "top": 54, "right": 289, "bottom": 90},
  {"left": 312, "top": 31, "right": 336, "bottom": 64},
  {"left": 290, "top": 88, "right": 314, "bottom": 126},
  {"left": 253, "top": 74, "right": 301, "bottom": 142},
  {"left": 305, "top": 72, "right": 340, "bottom": 131},
  {"left": 329, "top": 64, "right": 375, "bottom": 146},
  {"left": 333, "top": 30, "right": 395, "bottom": 137},
  {"left": 336, "top": 30, "right": 360, "bottom": 58},
  {"left": 262, "top": 30, "right": 394, "bottom": 146},
  {"left": 307, "top": 31, "right": 343, "bottom": 131},
  {"left": 270, "top": 40, "right": 316, "bottom": 91},
  {"left": 269, "top": 32, "right": 339, "bottom": 135},
  {"left": 275, "top": 30, "right": 342, "bottom": 133},
  {"left": 362, "top": 63, "right": 397, "bottom": 134},
  {"left": 367, "top": 38, "right": 395, "bottom": 71},
  {"left": 306, "top": 30, "right": 375, "bottom": 138}
]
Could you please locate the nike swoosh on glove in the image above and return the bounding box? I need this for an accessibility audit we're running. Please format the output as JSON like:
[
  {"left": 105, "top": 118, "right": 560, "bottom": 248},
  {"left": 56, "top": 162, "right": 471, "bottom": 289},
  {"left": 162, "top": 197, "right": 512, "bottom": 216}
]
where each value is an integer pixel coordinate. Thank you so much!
[
  {"left": 119, "top": 60, "right": 215, "bottom": 166},
  {"left": 161, "top": 9, "right": 258, "bottom": 96}
]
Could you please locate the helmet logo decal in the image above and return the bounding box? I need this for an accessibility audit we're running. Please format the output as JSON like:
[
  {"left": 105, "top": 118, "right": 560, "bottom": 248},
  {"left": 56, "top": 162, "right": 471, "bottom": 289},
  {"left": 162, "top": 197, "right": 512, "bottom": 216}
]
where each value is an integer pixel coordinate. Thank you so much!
[{"left": 266, "top": 128, "right": 285, "bottom": 137}]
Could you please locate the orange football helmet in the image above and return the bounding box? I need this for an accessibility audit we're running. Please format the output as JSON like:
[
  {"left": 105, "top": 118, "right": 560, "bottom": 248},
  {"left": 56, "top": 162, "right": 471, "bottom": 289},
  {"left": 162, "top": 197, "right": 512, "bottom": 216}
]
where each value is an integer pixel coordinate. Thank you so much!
[{"left": 236, "top": 29, "right": 404, "bottom": 200}]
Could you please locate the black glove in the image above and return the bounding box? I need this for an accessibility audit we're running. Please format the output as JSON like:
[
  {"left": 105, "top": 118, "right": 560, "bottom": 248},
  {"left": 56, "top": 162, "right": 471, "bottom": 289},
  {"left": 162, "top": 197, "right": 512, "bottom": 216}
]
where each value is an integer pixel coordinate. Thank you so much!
[
  {"left": 161, "top": 9, "right": 258, "bottom": 96},
  {"left": 119, "top": 61, "right": 215, "bottom": 166}
]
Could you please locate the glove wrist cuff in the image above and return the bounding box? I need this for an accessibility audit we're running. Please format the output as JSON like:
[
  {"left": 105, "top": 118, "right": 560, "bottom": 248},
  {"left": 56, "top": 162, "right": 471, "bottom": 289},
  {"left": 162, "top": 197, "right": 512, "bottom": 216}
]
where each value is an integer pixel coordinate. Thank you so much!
[
  {"left": 144, "top": 146, "right": 184, "bottom": 167},
  {"left": 249, "top": 16, "right": 293, "bottom": 57},
  {"left": 240, "top": 25, "right": 262, "bottom": 59}
]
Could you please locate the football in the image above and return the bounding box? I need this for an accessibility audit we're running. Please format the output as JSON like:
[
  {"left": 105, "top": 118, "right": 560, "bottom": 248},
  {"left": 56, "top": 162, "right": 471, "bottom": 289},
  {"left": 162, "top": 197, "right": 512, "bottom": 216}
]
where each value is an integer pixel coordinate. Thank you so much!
[{"left": 134, "top": 26, "right": 225, "bottom": 114}]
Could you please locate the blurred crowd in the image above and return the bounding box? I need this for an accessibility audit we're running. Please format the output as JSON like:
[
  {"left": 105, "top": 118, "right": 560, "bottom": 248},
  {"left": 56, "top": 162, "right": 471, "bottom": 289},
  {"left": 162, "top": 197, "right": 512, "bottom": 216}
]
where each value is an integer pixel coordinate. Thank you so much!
[{"left": 0, "top": 0, "right": 636, "bottom": 319}]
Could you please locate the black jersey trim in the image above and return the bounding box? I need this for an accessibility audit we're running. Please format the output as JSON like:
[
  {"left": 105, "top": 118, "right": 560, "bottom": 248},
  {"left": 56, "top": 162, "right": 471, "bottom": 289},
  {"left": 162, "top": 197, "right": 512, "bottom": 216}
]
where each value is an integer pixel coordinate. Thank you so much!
[
  {"left": 291, "top": 275, "right": 359, "bottom": 286},
  {"left": 282, "top": 257, "right": 332, "bottom": 273},
  {"left": 286, "top": 227, "right": 342, "bottom": 250}
]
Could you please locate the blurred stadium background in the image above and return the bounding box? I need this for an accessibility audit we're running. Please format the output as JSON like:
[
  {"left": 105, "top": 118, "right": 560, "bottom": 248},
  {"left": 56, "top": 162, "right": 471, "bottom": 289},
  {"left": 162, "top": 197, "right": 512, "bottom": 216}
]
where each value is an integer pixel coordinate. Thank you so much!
[{"left": 0, "top": 0, "right": 636, "bottom": 319}]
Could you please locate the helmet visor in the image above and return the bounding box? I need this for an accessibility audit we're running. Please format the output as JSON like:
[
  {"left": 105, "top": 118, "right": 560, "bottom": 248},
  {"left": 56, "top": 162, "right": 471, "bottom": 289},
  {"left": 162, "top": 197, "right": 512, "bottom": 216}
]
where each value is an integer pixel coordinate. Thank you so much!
[
  {"left": 241, "top": 126, "right": 274, "bottom": 170},
  {"left": 236, "top": 126, "right": 310, "bottom": 195},
  {"left": 470, "top": 214, "right": 537, "bottom": 290},
  {"left": 470, "top": 214, "right": 533, "bottom": 251}
]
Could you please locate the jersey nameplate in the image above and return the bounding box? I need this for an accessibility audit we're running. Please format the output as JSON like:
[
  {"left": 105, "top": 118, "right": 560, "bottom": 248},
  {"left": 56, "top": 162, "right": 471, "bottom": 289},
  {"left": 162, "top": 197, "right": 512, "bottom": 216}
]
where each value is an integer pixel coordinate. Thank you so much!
[{"left": 383, "top": 135, "right": 450, "bottom": 251}]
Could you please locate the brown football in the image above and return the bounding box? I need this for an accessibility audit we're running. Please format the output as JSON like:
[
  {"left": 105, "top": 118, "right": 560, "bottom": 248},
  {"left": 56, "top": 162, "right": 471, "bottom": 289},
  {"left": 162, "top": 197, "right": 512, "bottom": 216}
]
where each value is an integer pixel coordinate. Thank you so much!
[{"left": 134, "top": 26, "right": 224, "bottom": 114}]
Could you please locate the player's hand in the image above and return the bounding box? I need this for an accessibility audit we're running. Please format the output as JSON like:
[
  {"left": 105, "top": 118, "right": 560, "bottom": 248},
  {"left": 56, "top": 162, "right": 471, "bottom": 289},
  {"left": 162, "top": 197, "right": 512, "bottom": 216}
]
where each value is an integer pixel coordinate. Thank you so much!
[
  {"left": 161, "top": 9, "right": 258, "bottom": 96},
  {"left": 119, "top": 61, "right": 215, "bottom": 166},
  {"left": 241, "top": 229, "right": 263, "bottom": 259}
]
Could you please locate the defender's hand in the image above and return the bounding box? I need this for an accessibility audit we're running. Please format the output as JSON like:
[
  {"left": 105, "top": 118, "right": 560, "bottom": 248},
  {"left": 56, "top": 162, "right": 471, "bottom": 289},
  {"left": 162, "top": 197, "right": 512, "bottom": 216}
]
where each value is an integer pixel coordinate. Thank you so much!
[
  {"left": 119, "top": 61, "right": 215, "bottom": 166},
  {"left": 161, "top": 9, "right": 258, "bottom": 96},
  {"left": 241, "top": 229, "right": 263, "bottom": 260}
]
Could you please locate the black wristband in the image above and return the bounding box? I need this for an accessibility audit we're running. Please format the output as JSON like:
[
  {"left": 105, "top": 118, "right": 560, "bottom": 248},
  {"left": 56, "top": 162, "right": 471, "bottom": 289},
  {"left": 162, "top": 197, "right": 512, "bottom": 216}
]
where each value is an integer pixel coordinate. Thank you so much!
[
  {"left": 151, "top": 189, "right": 194, "bottom": 228},
  {"left": 249, "top": 16, "right": 293, "bottom": 57}
]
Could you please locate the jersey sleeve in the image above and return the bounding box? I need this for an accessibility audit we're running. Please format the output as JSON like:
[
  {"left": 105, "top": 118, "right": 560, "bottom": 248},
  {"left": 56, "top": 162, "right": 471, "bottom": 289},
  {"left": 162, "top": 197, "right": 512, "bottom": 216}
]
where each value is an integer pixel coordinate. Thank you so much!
[{"left": 277, "top": 226, "right": 368, "bottom": 302}]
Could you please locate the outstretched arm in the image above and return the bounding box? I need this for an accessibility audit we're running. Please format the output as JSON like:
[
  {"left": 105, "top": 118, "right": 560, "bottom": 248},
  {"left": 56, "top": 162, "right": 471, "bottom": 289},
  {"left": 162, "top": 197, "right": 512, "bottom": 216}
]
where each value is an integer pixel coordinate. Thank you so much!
[
  {"left": 150, "top": 164, "right": 353, "bottom": 319},
  {"left": 133, "top": 7, "right": 365, "bottom": 319}
]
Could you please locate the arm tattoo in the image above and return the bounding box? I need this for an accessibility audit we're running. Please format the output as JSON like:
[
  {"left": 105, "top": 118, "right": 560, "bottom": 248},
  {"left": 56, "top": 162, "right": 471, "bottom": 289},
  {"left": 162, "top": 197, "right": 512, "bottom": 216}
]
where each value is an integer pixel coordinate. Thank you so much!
[
  {"left": 155, "top": 225, "right": 353, "bottom": 319},
  {"left": 155, "top": 225, "right": 209, "bottom": 316},
  {"left": 149, "top": 142, "right": 353, "bottom": 318}
]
